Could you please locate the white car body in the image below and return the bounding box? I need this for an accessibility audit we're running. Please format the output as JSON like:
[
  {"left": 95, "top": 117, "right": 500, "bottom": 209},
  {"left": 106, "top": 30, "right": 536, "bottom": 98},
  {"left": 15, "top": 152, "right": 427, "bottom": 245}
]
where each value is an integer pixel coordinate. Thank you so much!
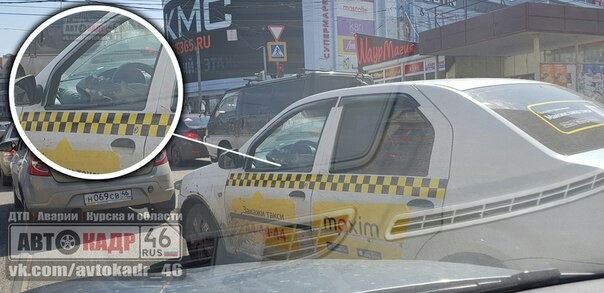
[{"left": 180, "top": 79, "right": 604, "bottom": 272}]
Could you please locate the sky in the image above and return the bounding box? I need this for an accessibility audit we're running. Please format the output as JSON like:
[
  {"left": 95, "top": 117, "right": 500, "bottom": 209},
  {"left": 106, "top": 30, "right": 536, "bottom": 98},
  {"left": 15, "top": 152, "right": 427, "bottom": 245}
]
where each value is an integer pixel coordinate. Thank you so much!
[{"left": 0, "top": 0, "right": 164, "bottom": 55}]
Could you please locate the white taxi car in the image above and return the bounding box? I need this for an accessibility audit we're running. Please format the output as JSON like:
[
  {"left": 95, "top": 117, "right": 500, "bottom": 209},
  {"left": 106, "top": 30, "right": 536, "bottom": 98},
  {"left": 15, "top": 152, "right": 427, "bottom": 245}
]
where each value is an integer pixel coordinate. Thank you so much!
[
  {"left": 13, "top": 11, "right": 178, "bottom": 176},
  {"left": 179, "top": 79, "right": 604, "bottom": 271}
]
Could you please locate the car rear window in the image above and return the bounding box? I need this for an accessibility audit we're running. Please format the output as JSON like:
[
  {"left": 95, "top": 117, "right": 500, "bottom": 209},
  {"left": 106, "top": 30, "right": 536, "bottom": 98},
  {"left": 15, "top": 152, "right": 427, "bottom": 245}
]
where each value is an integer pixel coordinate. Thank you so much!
[{"left": 467, "top": 84, "right": 604, "bottom": 156}]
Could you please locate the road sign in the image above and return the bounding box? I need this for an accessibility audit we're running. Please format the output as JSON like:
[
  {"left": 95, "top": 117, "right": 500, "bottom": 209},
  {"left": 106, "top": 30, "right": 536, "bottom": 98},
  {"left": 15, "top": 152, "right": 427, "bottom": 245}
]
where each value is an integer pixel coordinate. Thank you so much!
[
  {"left": 268, "top": 41, "right": 287, "bottom": 62},
  {"left": 268, "top": 25, "right": 285, "bottom": 41}
]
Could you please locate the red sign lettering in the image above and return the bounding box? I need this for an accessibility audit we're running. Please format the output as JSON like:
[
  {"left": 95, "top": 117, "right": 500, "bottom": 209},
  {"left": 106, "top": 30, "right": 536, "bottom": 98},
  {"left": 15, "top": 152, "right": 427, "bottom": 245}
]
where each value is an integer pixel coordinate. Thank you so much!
[{"left": 355, "top": 33, "right": 417, "bottom": 69}]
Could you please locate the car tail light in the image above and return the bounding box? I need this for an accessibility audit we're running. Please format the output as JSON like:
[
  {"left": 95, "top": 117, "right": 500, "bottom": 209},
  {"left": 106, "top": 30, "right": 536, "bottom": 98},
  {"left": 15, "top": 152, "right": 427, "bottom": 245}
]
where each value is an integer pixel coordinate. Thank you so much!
[
  {"left": 29, "top": 156, "right": 52, "bottom": 176},
  {"left": 154, "top": 150, "right": 169, "bottom": 166},
  {"left": 183, "top": 132, "right": 200, "bottom": 140}
]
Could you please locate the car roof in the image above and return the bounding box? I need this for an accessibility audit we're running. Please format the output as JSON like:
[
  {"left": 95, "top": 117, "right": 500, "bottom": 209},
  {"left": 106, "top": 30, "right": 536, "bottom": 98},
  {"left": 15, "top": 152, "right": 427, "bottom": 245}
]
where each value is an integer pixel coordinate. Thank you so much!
[
  {"left": 225, "top": 71, "right": 370, "bottom": 93},
  {"left": 407, "top": 78, "right": 542, "bottom": 91},
  {"left": 293, "top": 78, "right": 541, "bottom": 102}
]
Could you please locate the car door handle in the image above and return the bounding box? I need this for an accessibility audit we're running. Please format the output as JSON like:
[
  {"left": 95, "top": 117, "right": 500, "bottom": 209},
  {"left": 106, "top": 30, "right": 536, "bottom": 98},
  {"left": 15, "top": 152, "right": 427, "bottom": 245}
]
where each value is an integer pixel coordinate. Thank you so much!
[
  {"left": 407, "top": 199, "right": 434, "bottom": 209},
  {"left": 111, "top": 138, "right": 135, "bottom": 149},
  {"left": 289, "top": 190, "right": 306, "bottom": 199}
]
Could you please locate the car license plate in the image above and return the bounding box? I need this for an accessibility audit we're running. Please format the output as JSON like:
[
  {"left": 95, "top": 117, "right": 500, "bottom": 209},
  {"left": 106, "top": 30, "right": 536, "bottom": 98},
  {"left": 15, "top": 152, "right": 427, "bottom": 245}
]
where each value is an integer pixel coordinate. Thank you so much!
[{"left": 84, "top": 189, "right": 132, "bottom": 206}]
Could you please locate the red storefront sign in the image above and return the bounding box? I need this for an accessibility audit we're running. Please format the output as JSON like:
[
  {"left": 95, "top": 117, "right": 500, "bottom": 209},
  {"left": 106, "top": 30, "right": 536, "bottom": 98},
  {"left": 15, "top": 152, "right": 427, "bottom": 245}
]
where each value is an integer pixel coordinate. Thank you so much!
[
  {"left": 404, "top": 61, "right": 424, "bottom": 75},
  {"left": 355, "top": 33, "right": 417, "bottom": 70}
]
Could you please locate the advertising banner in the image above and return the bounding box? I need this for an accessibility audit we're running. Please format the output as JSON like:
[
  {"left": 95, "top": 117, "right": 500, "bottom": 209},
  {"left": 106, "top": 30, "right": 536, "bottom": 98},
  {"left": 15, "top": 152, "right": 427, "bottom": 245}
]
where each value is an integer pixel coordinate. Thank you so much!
[
  {"left": 355, "top": 34, "right": 417, "bottom": 71},
  {"left": 334, "top": 0, "right": 375, "bottom": 72},
  {"left": 384, "top": 66, "right": 402, "bottom": 78},
  {"left": 163, "top": 0, "right": 304, "bottom": 82},
  {"left": 540, "top": 63, "right": 576, "bottom": 90},
  {"left": 579, "top": 64, "right": 604, "bottom": 102}
]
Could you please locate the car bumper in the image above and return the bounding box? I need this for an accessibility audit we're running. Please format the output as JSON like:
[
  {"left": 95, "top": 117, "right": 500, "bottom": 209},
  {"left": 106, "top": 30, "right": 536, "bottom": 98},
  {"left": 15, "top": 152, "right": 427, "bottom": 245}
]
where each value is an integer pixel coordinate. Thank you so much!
[{"left": 22, "top": 164, "right": 174, "bottom": 212}]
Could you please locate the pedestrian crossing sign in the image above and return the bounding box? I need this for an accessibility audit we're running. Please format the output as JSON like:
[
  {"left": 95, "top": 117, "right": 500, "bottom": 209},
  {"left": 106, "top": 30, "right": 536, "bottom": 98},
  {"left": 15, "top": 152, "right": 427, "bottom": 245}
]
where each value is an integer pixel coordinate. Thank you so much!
[{"left": 268, "top": 41, "right": 287, "bottom": 62}]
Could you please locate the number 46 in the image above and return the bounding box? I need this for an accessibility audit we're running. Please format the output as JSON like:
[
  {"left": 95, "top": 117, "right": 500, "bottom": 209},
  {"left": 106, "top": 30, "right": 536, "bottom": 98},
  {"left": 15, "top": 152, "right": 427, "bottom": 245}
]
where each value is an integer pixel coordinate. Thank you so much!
[{"left": 162, "top": 263, "right": 182, "bottom": 277}]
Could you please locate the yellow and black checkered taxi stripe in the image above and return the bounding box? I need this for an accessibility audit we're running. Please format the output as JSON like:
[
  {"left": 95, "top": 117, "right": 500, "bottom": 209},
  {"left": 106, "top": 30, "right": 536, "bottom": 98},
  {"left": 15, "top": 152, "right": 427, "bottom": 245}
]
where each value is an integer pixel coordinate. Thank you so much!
[
  {"left": 20, "top": 112, "right": 174, "bottom": 137},
  {"left": 226, "top": 173, "right": 448, "bottom": 199}
]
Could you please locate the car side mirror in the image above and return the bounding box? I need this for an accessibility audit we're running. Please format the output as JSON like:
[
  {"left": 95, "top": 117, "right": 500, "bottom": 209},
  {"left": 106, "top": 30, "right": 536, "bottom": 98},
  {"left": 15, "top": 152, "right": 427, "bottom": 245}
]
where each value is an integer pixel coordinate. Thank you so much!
[
  {"left": 14, "top": 75, "right": 41, "bottom": 106},
  {"left": 0, "top": 140, "right": 16, "bottom": 152},
  {"left": 218, "top": 151, "right": 244, "bottom": 169}
]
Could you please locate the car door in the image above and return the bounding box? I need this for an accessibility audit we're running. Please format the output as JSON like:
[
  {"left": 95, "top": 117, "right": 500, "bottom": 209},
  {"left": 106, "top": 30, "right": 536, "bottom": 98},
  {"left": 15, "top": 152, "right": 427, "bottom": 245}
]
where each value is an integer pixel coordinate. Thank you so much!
[
  {"left": 237, "top": 85, "right": 274, "bottom": 147},
  {"left": 223, "top": 98, "right": 338, "bottom": 260},
  {"left": 206, "top": 92, "right": 239, "bottom": 150},
  {"left": 310, "top": 86, "right": 453, "bottom": 260},
  {"left": 19, "top": 16, "right": 163, "bottom": 174}
]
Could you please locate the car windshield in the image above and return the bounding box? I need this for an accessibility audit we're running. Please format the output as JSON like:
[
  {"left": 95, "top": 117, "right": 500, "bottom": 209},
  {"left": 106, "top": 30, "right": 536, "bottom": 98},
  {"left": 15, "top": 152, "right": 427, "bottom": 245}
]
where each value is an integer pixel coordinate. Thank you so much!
[
  {"left": 52, "top": 17, "right": 162, "bottom": 110},
  {"left": 5, "top": 1, "right": 604, "bottom": 292}
]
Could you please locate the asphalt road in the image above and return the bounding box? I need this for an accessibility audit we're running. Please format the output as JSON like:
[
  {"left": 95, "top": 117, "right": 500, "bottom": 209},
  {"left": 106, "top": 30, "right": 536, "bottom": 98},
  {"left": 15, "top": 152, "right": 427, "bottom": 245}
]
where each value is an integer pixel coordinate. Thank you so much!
[{"left": 0, "top": 159, "right": 211, "bottom": 292}]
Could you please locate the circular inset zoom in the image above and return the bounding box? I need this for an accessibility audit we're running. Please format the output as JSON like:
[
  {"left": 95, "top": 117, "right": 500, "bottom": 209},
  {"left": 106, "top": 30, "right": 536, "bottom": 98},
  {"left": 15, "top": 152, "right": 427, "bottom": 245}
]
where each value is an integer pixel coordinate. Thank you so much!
[{"left": 10, "top": 5, "right": 183, "bottom": 180}]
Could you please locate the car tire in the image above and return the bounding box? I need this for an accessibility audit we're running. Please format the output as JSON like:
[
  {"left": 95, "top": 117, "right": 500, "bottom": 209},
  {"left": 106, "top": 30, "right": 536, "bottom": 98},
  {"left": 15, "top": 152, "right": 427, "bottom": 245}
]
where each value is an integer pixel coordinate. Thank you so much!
[
  {"left": 183, "top": 202, "right": 218, "bottom": 264},
  {"left": 1, "top": 170, "right": 11, "bottom": 186},
  {"left": 170, "top": 145, "right": 183, "bottom": 167}
]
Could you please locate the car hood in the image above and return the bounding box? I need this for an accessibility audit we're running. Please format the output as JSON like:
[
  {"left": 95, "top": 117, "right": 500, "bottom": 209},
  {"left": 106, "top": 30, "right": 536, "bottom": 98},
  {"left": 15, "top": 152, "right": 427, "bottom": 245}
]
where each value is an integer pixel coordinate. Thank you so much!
[{"left": 29, "top": 260, "right": 525, "bottom": 292}]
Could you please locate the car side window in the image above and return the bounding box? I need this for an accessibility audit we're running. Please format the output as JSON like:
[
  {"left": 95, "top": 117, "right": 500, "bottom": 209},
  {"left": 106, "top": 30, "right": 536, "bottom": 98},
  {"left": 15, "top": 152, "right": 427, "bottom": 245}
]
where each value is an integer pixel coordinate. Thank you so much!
[
  {"left": 248, "top": 98, "right": 337, "bottom": 172},
  {"left": 240, "top": 86, "right": 273, "bottom": 116},
  {"left": 331, "top": 94, "right": 435, "bottom": 177},
  {"left": 213, "top": 93, "right": 238, "bottom": 119},
  {"left": 47, "top": 18, "right": 162, "bottom": 111},
  {"left": 271, "top": 80, "right": 307, "bottom": 112}
]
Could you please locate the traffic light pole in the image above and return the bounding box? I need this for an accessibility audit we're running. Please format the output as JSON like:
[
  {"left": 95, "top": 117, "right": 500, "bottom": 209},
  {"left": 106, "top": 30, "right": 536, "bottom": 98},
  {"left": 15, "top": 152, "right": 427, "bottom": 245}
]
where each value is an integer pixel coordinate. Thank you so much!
[
  {"left": 262, "top": 46, "right": 268, "bottom": 76},
  {"left": 196, "top": 46, "right": 202, "bottom": 109}
]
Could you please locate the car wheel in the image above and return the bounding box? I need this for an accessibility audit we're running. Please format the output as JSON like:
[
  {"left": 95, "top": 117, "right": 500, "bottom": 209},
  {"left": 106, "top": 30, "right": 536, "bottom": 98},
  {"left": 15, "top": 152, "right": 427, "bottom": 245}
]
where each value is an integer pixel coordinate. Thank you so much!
[
  {"left": 1, "top": 170, "right": 11, "bottom": 186},
  {"left": 170, "top": 145, "right": 183, "bottom": 167},
  {"left": 183, "top": 202, "right": 218, "bottom": 264}
]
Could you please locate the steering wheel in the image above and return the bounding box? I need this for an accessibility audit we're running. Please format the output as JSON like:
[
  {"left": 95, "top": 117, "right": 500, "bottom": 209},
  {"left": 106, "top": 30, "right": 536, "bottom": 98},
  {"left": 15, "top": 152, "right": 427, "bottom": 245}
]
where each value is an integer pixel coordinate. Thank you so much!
[
  {"left": 111, "top": 62, "right": 154, "bottom": 84},
  {"left": 265, "top": 140, "right": 318, "bottom": 168},
  {"left": 292, "top": 140, "right": 318, "bottom": 154}
]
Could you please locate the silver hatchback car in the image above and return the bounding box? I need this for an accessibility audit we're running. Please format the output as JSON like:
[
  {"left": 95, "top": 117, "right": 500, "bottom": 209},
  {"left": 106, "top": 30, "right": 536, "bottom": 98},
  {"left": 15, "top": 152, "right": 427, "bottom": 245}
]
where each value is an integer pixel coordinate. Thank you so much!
[{"left": 1, "top": 139, "right": 174, "bottom": 213}]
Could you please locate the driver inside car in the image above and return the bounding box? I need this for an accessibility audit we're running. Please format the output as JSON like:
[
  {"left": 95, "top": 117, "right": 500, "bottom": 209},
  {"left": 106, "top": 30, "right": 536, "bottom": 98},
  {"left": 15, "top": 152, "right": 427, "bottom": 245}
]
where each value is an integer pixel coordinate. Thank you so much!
[{"left": 57, "top": 61, "right": 153, "bottom": 108}]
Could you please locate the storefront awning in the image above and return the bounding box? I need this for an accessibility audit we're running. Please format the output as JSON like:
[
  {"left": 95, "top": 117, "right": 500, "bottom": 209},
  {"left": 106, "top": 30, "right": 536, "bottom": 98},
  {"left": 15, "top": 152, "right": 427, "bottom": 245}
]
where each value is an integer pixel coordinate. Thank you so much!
[{"left": 419, "top": 3, "right": 604, "bottom": 57}]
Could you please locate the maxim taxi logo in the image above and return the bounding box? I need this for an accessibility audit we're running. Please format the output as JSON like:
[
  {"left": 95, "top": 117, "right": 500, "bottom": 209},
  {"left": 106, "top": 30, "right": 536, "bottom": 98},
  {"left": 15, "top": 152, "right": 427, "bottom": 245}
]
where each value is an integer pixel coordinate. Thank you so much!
[{"left": 9, "top": 224, "right": 181, "bottom": 260}]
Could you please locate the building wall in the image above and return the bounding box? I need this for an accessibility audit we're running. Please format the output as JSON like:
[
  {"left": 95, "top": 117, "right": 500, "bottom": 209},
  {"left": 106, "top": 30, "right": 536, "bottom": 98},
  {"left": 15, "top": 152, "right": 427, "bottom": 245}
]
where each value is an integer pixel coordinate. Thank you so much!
[
  {"left": 446, "top": 56, "right": 504, "bottom": 78},
  {"left": 503, "top": 52, "right": 545, "bottom": 78}
]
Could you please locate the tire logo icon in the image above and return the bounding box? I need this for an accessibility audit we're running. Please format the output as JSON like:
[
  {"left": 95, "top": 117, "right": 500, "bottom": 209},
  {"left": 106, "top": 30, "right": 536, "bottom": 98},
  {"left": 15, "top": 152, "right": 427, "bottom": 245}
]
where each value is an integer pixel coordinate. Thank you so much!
[{"left": 55, "top": 230, "right": 80, "bottom": 255}]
